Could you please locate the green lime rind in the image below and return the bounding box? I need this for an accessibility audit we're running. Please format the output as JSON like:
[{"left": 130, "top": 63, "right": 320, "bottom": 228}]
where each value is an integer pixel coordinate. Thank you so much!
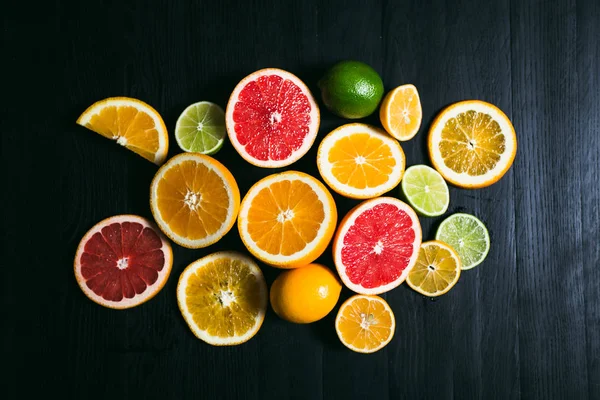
[
  {"left": 318, "top": 60, "right": 384, "bottom": 119},
  {"left": 175, "top": 101, "right": 225, "bottom": 155},
  {"left": 401, "top": 165, "right": 449, "bottom": 217},
  {"left": 435, "top": 213, "right": 490, "bottom": 270}
]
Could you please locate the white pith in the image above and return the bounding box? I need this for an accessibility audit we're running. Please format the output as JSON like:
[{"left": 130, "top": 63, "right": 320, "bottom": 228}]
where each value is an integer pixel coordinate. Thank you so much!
[
  {"left": 176, "top": 252, "right": 267, "bottom": 345},
  {"left": 429, "top": 101, "right": 516, "bottom": 186},
  {"left": 334, "top": 197, "right": 422, "bottom": 295},
  {"left": 335, "top": 295, "right": 396, "bottom": 353},
  {"left": 73, "top": 215, "right": 173, "bottom": 309},
  {"left": 225, "top": 68, "right": 320, "bottom": 168},
  {"left": 175, "top": 101, "right": 225, "bottom": 154},
  {"left": 401, "top": 164, "right": 449, "bottom": 216},
  {"left": 78, "top": 98, "right": 168, "bottom": 165},
  {"left": 238, "top": 172, "right": 335, "bottom": 265},
  {"left": 150, "top": 153, "right": 238, "bottom": 249},
  {"left": 406, "top": 240, "right": 462, "bottom": 296},
  {"left": 317, "top": 124, "right": 405, "bottom": 199}
]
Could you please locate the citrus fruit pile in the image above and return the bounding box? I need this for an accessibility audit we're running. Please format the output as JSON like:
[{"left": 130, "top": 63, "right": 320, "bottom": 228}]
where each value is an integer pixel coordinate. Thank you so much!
[{"left": 74, "top": 60, "right": 516, "bottom": 352}]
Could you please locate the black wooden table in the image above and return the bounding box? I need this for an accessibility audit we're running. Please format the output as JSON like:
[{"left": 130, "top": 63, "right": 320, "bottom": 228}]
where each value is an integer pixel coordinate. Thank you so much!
[{"left": 4, "top": 1, "right": 599, "bottom": 399}]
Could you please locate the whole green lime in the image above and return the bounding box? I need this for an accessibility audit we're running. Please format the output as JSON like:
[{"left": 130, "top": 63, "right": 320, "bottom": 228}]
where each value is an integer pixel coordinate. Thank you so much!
[{"left": 318, "top": 61, "right": 384, "bottom": 119}]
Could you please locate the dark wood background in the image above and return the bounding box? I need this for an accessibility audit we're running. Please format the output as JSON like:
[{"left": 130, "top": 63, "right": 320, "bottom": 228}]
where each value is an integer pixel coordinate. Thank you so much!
[{"left": 3, "top": 0, "right": 599, "bottom": 399}]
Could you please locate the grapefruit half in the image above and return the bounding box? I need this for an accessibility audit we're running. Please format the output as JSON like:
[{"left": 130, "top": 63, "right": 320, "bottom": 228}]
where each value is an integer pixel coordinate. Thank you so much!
[
  {"left": 74, "top": 215, "right": 173, "bottom": 309},
  {"left": 226, "top": 68, "right": 320, "bottom": 168},
  {"left": 333, "top": 197, "right": 422, "bottom": 295}
]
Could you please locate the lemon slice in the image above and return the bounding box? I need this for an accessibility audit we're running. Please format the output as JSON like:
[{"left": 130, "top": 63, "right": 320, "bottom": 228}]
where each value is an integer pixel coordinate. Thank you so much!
[
  {"left": 406, "top": 241, "right": 461, "bottom": 297},
  {"left": 428, "top": 100, "right": 517, "bottom": 188}
]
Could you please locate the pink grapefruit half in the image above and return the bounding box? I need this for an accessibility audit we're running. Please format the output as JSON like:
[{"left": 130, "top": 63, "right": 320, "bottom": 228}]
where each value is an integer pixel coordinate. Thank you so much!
[
  {"left": 333, "top": 197, "right": 422, "bottom": 295},
  {"left": 226, "top": 68, "right": 320, "bottom": 168},
  {"left": 74, "top": 215, "right": 173, "bottom": 309}
]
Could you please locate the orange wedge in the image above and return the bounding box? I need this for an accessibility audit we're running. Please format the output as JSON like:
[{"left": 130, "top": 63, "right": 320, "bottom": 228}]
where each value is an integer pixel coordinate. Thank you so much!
[
  {"left": 77, "top": 97, "right": 169, "bottom": 165},
  {"left": 317, "top": 123, "right": 405, "bottom": 199},
  {"left": 335, "top": 295, "right": 395, "bottom": 353},
  {"left": 428, "top": 100, "right": 517, "bottom": 188},
  {"left": 379, "top": 84, "right": 422, "bottom": 141},
  {"left": 150, "top": 153, "right": 240, "bottom": 249},
  {"left": 237, "top": 171, "right": 337, "bottom": 268}
]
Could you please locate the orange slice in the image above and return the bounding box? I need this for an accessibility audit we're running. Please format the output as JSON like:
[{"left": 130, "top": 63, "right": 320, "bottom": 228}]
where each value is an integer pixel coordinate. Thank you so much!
[
  {"left": 379, "top": 84, "right": 422, "bottom": 141},
  {"left": 237, "top": 171, "right": 337, "bottom": 268},
  {"left": 335, "top": 294, "right": 395, "bottom": 353},
  {"left": 428, "top": 100, "right": 517, "bottom": 188},
  {"left": 177, "top": 251, "right": 268, "bottom": 345},
  {"left": 150, "top": 153, "right": 240, "bottom": 249},
  {"left": 406, "top": 240, "right": 462, "bottom": 297},
  {"left": 317, "top": 123, "right": 405, "bottom": 199},
  {"left": 77, "top": 97, "right": 169, "bottom": 165}
]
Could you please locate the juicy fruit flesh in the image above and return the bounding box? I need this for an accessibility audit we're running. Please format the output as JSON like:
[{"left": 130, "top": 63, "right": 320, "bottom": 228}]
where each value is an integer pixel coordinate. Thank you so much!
[
  {"left": 184, "top": 257, "right": 263, "bottom": 338},
  {"left": 232, "top": 74, "right": 312, "bottom": 161},
  {"left": 385, "top": 87, "right": 421, "bottom": 137},
  {"left": 156, "top": 160, "right": 230, "bottom": 240},
  {"left": 402, "top": 167, "right": 449, "bottom": 215},
  {"left": 437, "top": 216, "right": 489, "bottom": 267},
  {"left": 439, "top": 110, "right": 506, "bottom": 176},
  {"left": 337, "top": 297, "right": 393, "bottom": 350},
  {"left": 328, "top": 132, "right": 396, "bottom": 189},
  {"left": 177, "top": 103, "right": 225, "bottom": 153},
  {"left": 247, "top": 179, "right": 324, "bottom": 256},
  {"left": 85, "top": 105, "right": 160, "bottom": 162},
  {"left": 342, "top": 203, "right": 416, "bottom": 289},
  {"left": 80, "top": 222, "right": 165, "bottom": 302},
  {"left": 410, "top": 244, "right": 459, "bottom": 293}
]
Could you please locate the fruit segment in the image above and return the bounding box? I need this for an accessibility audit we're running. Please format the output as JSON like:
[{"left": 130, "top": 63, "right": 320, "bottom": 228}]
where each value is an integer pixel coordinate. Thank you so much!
[
  {"left": 238, "top": 171, "right": 337, "bottom": 268},
  {"left": 333, "top": 197, "right": 421, "bottom": 295},
  {"left": 74, "top": 215, "right": 173, "bottom": 309},
  {"left": 335, "top": 295, "right": 395, "bottom": 353},
  {"left": 226, "top": 69, "right": 320, "bottom": 168},
  {"left": 317, "top": 123, "right": 405, "bottom": 199}
]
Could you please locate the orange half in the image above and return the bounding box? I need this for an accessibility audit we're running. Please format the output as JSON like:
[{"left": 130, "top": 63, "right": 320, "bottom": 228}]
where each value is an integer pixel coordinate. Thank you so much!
[
  {"left": 150, "top": 153, "right": 240, "bottom": 249},
  {"left": 237, "top": 171, "right": 337, "bottom": 268},
  {"left": 335, "top": 295, "right": 395, "bottom": 353}
]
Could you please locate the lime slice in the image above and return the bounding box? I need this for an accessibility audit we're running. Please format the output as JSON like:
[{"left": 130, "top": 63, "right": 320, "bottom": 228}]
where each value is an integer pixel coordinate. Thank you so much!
[
  {"left": 401, "top": 165, "right": 449, "bottom": 217},
  {"left": 435, "top": 213, "right": 490, "bottom": 270},
  {"left": 175, "top": 101, "right": 225, "bottom": 154}
]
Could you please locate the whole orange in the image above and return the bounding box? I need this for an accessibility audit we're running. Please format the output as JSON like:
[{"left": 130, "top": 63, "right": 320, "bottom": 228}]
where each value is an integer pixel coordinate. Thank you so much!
[{"left": 270, "top": 264, "right": 342, "bottom": 324}]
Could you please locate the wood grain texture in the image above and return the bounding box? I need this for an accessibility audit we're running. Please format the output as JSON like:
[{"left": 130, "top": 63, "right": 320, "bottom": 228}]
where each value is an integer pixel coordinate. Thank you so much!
[{"left": 3, "top": 0, "right": 599, "bottom": 399}]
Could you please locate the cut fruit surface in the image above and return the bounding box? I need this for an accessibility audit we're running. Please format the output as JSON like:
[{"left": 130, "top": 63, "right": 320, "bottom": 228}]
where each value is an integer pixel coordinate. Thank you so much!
[
  {"left": 401, "top": 164, "right": 449, "bottom": 217},
  {"left": 428, "top": 100, "right": 517, "bottom": 188},
  {"left": 226, "top": 68, "right": 320, "bottom": 168},
  {"left": 406, "top": 240, "right": 461, "bottom": 297},
  {"left": 177, "top": 251, "right": 267, "bottom": 346},
  {"left": 333, "top": 197, "right": 421, "bottom": 295},
  {"left": 238, "top": 171, "right": 337, "bottom": 268},
  {"left": 74, "top": 215, "right": 173, "bottom": 309},
  {"left": 317, "top": 123, "right": 405, "bottom": 199},
  {"left": 150, "top": 153, "right": 240, "bottom": 249},
  {"left": 175, "top": 101, "right": 226, "bottom": 155},
  {"left": 435, "top": 213, "right": 490, "bottom": 270},
  {"left": 77, "top": 97, "right": 169, "bottom": 165},
  {"left": 335, "top": 295, "right": 395, "bottom": 353},
  {"left": 379, "top": 84, "right": 422, "bottom": 141}
]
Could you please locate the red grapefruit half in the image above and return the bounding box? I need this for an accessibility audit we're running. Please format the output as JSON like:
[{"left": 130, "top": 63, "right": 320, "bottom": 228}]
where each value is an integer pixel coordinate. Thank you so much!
[
  {"left": 333, "top": 197, "right": 422, "bottom": 295},
  {"left": 74, "top": 215, "right": 173, "bottom": 309},
  {"left": 226, "top": 68, "right": 320, "bottom": 168}
]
